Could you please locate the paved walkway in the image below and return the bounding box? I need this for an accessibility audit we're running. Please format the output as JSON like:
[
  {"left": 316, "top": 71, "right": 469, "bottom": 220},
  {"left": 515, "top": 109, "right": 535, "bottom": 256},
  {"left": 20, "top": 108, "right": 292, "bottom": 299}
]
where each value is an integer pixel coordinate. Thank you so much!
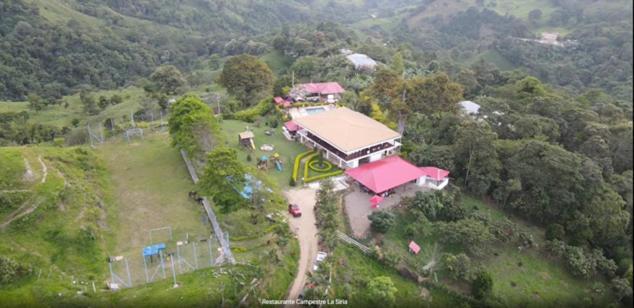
[
  {"left": 344, "top": 183, "right": 430, "bottom": 238},
  {"left": 284, "top": 188, "right": 318, "bottom": 304}
]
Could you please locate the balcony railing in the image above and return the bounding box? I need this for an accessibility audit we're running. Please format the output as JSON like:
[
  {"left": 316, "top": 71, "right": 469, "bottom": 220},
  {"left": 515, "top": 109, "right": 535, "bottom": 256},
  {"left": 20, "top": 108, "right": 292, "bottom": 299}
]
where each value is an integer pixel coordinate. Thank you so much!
[{"left": 302, "top": 132, "right": 397, "bottom": 161}]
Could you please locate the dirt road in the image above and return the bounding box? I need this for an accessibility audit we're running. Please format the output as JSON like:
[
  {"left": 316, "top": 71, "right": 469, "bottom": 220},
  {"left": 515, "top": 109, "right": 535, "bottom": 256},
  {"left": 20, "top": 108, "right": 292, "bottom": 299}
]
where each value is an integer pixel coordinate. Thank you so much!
[{"left": 285, "top": 188, "right": 319, "bottom": 303}]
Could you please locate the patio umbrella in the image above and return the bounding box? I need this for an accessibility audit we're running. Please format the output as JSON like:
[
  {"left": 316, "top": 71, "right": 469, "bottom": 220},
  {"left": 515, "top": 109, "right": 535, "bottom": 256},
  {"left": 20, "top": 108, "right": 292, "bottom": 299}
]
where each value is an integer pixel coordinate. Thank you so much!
[{"left": 370, "top": 195, "right": 384, "bottom": 209}]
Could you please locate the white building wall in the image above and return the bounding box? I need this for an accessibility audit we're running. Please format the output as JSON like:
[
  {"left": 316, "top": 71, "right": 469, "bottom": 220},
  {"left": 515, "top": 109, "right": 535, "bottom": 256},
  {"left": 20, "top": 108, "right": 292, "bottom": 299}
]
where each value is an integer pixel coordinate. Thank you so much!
[{"left": 369, "top": 152, "right": 384, "bottom": 162}]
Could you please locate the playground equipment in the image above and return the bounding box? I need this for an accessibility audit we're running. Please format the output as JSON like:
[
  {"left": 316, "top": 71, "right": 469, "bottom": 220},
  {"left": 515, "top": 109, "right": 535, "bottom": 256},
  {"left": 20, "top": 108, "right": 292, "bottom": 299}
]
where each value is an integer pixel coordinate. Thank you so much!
[
  {"left": 239, "top": 131, "right": 255, "bottom": 150},
  {"left": 257, "top": 155, "right": 269, "bottom": 170},
  {"left": 260, "top": 144, "right": 275, "bottom": 152},
  {"left": 272, "top": 153, "right": 283, "bottom": 172},
  {"left": 142, "top": 243, "right": 167, "bottom": 283}
]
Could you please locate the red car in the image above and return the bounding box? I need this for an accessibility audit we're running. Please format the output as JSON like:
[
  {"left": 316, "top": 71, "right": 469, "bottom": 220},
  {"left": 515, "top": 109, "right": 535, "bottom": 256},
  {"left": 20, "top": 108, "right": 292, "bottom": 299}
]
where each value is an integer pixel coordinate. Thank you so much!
[{"left": 288, "top": 204, "right": 302, "bottom": 217}]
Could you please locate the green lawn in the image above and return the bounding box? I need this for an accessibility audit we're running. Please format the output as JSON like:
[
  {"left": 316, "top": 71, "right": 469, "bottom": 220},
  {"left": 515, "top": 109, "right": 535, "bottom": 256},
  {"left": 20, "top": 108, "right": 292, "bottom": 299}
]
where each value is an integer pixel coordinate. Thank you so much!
[
  {"left": 331, "top": 245, "right": 464, "bottom": 307},
  {"left": 382, "top": 211, "right": 438, "bottom": 270},
  {"left": 370, "top": 193, "right": 613, "bottom": 306},
  {"left": 0, "top": 86, "right": 147, "bottom": 128},
  {"left": 98, "top": 132, "right": 210, "bottom": 257},
  {"left": 482, "top": 247, "right": 611, "bottom": 307},
  {"left": 460, "top": 196, "right": 611, "bottom": 306},
  {"left": 219, "top": 119, "right": 307, "bottom": 189}
]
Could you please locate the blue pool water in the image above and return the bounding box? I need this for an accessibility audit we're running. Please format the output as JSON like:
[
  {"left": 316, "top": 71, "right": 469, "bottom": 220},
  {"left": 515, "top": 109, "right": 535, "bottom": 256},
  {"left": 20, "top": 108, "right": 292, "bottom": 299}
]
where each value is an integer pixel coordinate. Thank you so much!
[{"left": 306, "top": 107, "right": 326, "bottom": 115}]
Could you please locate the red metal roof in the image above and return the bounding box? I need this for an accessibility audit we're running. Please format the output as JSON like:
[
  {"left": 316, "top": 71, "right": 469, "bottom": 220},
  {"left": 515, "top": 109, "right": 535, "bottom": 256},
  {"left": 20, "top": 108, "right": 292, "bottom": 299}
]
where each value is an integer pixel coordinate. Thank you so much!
[
  {"left": 409, "top": 241, "right": 421, "bottom": 254},
  {"left": 274, "top": 97, "right": 292, "bottom": 108},
  {"left": 419, "top": 167, "right": 450, "bottom": 181},
  {"left": 345, "top": 156, "right": 424, "bottom": 194},
  {"left": 284, "top": 120, "right": 300, "bottom": 132},
  {"left": 302, "top": 82, "right": 345, "bottom": 94}
]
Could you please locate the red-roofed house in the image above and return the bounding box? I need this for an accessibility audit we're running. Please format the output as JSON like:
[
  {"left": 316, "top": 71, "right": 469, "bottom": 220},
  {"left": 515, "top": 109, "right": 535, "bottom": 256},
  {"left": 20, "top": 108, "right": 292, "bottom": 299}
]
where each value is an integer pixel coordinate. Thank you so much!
[
  {"left": 290, "top": 82, "right": 345, "bottom": 103},
  {"left": 419, "top": 167, "right": 450, "bottom": 190},
  {"left": 345, "top": 156, "right": 450, "bottom": 193},
  {"left": 273, "top": 97, "right": 292, "bottom": 108}
]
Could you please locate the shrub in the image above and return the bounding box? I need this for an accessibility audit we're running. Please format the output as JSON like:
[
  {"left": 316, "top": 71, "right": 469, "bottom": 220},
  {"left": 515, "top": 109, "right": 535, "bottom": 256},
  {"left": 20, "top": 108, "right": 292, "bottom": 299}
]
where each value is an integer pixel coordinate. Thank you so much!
[
  {"left": 611, "top": 278, "right": 633, "bottom": 302},
  {"left": 546, "top": 223, "right": 565, "bottom": 241},
  {"left": 367, "top": 276, "right": 397, "bottom": 305},
  {"left": 0, "top": 256, "right": 32, "bottom": 284},
  {"left": 303, "top": 152, "right": 320, "bottom": 180},
  {"left": 229, "top": 97, "right": 273, "bottom": 122},
  {"left": 369, "top": 211, "right": 395, "bottom": 233},
  {"left": 441, "top": 253, "right": 472, "bottom": 281},
  {"left": 471, "top": 271, "right": 493, "bottom": 300},
  {"left": 304, "top": 169, "right": 344, "bottom": 183},
  {"left": 291, "top": 150, "right": 314, "bottom": 182}
]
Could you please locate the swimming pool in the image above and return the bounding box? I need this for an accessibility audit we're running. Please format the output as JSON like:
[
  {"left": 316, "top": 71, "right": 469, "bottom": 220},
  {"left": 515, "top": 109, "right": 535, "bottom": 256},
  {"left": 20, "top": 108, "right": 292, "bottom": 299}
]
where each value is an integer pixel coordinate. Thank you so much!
[{"left": 305, "top": 107, "right": 327, "bottom": 115}]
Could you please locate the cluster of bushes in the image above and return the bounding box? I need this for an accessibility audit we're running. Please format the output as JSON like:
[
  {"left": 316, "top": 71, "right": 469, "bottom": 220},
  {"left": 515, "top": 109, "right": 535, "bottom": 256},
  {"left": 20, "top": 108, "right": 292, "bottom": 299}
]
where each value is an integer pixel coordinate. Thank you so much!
[
  {"left": 369, "top": 211, "right": 396, "bottom": 233},
  {"left": 404, "top": 189, "right": 465, "bottom": 222},
  {"left": 0, "top": 191, "right": 31, "bottom": 214},
  {"left": 225, "top": 97, "right": 273, "bottom": 122},
  {"left": 546, "top": 240, "right": 618, "bottom": 279},
  {"left": 314, "top": 180, "right": 340, "bottom": 250},
  {"left": 0, "top": 256, "right": 32, "bottom": 285}
]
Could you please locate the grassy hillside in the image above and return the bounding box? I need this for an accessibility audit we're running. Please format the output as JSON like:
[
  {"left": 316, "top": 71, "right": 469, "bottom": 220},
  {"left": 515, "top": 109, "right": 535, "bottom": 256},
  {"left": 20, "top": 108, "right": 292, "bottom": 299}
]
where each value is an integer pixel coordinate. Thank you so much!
[
  {"left": 0, "top": 145, "right": 115, "bottom": 305},
  {"left": 0, "top": 130, "right": 299, "bottom": 306}
]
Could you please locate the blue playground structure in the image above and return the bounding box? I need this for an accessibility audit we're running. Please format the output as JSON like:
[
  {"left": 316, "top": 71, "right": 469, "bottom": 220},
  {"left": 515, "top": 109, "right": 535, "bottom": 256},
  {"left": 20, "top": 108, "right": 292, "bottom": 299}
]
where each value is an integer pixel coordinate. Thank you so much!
[
  {"left": 143, "top": 243, "right": 166, "bottom": 260},
  {"left": 229, "top": 174, "right": 272, "bottom": 200},
  {"left": 142, "top": 243, "right": 167, "bottom": 283}
]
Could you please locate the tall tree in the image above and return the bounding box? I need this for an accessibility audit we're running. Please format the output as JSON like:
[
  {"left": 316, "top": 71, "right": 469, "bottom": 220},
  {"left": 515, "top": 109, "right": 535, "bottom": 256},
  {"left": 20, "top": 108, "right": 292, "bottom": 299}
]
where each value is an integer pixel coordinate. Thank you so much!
[
  {"left": 390, "top": 52, "right": 405, "bottom": 75},
  {"left": 168, "top": 95, "right": 221, "bottom": 157},
  {"left": 148, "top": 65, "right": 187, "bottom": 95},
  {"left": 405, "top": 73, "right": 463, "bottom": 115},
  {"left": 219, "top": 55, "right": 274, "bottom": 108},
  {"left": 454, "top": 122, "right": 501, "bottom": 195},
  {"left": 369, "top": 68, "right": 409, "bottom": 133},
  {"left": 198, "top": 147, "right": 247, "bottom": 212}
]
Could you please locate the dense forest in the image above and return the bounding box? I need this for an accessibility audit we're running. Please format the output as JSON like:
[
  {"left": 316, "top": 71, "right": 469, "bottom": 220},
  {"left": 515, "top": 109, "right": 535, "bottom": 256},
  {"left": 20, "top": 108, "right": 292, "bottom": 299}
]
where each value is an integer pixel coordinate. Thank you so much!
[
  {"left": 393, "top": 0, "right": 633, "bottom": 101},
  {"left": 0, "top": 0, "right": 632, "bottom": 305}
]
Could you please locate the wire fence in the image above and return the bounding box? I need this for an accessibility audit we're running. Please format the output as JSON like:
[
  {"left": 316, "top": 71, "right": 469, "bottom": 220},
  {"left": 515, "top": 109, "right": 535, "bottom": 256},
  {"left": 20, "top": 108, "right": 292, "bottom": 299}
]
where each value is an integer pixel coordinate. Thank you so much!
[{"left": 107, "top": 230, "right": 222, "bottom": 289}]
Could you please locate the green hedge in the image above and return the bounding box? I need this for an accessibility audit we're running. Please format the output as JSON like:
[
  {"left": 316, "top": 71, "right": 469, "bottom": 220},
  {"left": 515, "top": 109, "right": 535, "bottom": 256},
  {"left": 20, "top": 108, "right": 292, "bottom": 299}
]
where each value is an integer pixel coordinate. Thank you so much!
[
  {"left": 227, "top": 97, "right": 274, "bottom": 122},
  {"left": 302, "top": 152, "right": 320, "bottom": 181},
  {"left": 304, "top": 170, "right": 344, "bottom": 183},
  {"left": 292, "top": 150, "right": 315, "bottom": 182},
  {"left": 308, "top": 160, "right": 334, "bottom": 172}
]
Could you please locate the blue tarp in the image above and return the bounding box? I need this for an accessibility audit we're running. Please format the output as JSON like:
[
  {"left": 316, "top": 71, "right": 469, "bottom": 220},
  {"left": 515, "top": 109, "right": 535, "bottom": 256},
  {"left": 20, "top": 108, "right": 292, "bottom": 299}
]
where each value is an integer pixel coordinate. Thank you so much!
[
  {"left": 142, "top": 243, "right": 166, "bottom": 257},
  {"left": 229, "top": 174, "right": 269, "bottom": 200}
]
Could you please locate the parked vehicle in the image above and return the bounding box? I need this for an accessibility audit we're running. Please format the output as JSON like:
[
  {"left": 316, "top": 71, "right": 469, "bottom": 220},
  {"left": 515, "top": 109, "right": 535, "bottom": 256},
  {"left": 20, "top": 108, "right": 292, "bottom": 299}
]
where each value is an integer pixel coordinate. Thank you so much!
[
  {"left": 288, "top": 203, "right": 302, "bottom": 217},
  {"left": 313, "top": 251, "right": 327, "bottom": 271}
]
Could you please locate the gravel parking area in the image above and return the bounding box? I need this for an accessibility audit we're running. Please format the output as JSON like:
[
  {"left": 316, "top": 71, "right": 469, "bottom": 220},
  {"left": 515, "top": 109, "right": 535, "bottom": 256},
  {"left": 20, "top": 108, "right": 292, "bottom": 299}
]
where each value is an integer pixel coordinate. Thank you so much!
[{"left": 344, "top": 183, "right": 430, "bottom": 238}]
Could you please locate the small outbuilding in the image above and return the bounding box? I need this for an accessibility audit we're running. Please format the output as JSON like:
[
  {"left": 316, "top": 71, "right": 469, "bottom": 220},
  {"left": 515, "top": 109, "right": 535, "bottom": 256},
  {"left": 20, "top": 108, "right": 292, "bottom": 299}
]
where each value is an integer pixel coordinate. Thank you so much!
[
  {"left": 346, "top": 53, "right": 378, "bottom": 71},
  {"left": 282, "top": 120, "right": 300, "bottom": 140},
  {"left": 459, "top": 100, "right": 481, "bottom": 116},
  {"left": 239, "top": 131, "right": 255, "bottom": 150},
  {"left": 418, "top": 167, "right": 450, "bottom": 190},
  {"left": 409, "top": 241, "right": 421, "bottom": 255}
]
